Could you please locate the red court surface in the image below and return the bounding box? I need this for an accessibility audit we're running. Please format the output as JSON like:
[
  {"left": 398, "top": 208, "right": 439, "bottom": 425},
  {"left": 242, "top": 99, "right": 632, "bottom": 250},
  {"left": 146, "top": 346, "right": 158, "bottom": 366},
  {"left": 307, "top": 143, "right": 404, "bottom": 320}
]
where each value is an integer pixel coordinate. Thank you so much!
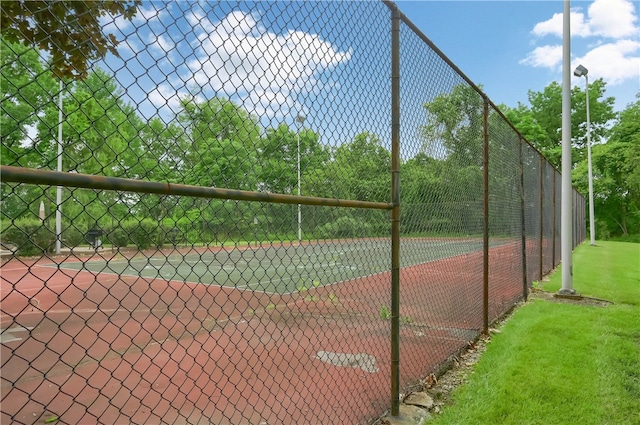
[{"left": 1, "top": 241, "right": 524, "bottom": 424}]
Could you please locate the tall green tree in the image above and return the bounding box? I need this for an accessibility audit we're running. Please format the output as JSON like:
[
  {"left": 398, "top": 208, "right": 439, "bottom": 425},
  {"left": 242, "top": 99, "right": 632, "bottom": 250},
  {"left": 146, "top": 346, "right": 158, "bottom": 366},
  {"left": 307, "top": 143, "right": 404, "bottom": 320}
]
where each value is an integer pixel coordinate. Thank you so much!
[
  {"left": 179, "top": 97, "right": 260, "bottom": 191},
  {"left": 0, "top": 37, "right": 57, "bottom": 167},
  {"left": 38, "top": 68, "right": 146, "bottom": 177},
  {"left": 301, "top": 132, "right": 392, "bottom": 238},
  {"left": 573, "top": 95, "right": 640, "bottom": 237},
  {"left": 420, "top": 85, "right": 516, "bottom": 235},
  {"left": 401, "top": 153, "right": 447, "bottom": 234},
  {"left": 503, "top": 79, "right": 616, "bottom": 168},
  {"left": 175, "top": 97, "right": 261, "bottom": 241},
  {"left": 1, "top": 37, "right": 57, "bottom": 221},
  {"left": 33, "top": 68, "right": 157, "bottom": 230},
  {"left": 421, "top": 84, "right": 484, "bottom": 167},
  {"left": 257, "top": 123, "right": 329, "bottom": 196},
  {"left": 332, "top": 132, "right": 391, "bottom": 202}
]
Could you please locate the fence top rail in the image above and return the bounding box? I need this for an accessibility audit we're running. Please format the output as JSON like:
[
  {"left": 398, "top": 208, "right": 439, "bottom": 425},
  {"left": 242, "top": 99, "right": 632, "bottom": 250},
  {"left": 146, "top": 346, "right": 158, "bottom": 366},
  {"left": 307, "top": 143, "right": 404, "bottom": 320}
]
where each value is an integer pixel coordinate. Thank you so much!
[{"left": 0, "top": 165, "right": 393, "bottom": 210}]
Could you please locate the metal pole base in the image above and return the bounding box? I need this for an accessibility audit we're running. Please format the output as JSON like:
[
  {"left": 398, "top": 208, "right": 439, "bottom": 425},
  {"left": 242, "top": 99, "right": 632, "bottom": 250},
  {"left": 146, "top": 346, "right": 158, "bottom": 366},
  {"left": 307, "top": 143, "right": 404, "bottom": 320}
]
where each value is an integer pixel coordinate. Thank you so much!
[{"left": 557, "top": 288, "right": 578, "bottom": 297}]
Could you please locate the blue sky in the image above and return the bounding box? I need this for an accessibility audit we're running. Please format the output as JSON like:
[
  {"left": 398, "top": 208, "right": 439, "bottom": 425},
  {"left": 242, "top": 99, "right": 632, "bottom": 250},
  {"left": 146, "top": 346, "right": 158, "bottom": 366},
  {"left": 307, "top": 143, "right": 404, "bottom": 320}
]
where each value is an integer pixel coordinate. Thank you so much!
[
  {"left": 396, "top": 0, "right": 640, "bottom": 112},
  {"left": 96, "top": 0, "right": 639, "bottom": 151}
]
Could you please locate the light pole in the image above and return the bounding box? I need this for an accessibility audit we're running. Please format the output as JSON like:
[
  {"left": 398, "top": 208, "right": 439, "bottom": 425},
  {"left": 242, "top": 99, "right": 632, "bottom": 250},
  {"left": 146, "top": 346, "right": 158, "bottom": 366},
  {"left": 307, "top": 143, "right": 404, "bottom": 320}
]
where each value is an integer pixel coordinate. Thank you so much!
[
  {"left": 296, "top": 114, "right": 306, "bottom": 242},
  {"left": 560, "top": 0, "right": 573, "bottom": 294},
  {"left": 55, "top": 79, "right": 63, "bottom": 254},
  {"left": 573, "top": 64, "right": 595, "bottom": 246}
]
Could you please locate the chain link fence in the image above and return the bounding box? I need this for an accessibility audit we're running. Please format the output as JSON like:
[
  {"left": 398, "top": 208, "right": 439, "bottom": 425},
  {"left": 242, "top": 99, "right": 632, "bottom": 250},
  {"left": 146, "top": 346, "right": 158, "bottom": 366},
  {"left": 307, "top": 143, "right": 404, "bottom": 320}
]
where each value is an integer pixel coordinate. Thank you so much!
[{"left": 1, "top": 1, "right": 586, "bottom": 423}]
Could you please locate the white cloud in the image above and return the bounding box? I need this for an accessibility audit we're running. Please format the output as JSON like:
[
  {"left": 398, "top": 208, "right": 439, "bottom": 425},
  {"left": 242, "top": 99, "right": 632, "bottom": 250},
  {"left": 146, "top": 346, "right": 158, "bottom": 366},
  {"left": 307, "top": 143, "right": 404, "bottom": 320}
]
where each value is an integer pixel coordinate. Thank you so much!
[
  {"left": 588, "top": 0, "right": 638, "bottom": 38},
  {"left": 532, "top": 11, "right": 591, "bottom": 38},
  {"left": 111, "top": 8, "right": 351, "bottom": 120},
  {"left": 184, "top": 11, "right": 352, "bottom": 118},
  {"left": 520, "top": 45, "right": 563, "bottom": 69},
  {"left": 531, "top": 0, "right": 638, "bottom": 39},
  {"left": 148, "top": 83, "right": 185, "bottom": 113},
  {"left": 524, "top": 0, "right": 639, "bottom": 86},
  {"left": 147, "top": 34, "right": 174, "bottom": 56},
  {"left": 573, "top": 40, "right": 640, "bottom": 85}
]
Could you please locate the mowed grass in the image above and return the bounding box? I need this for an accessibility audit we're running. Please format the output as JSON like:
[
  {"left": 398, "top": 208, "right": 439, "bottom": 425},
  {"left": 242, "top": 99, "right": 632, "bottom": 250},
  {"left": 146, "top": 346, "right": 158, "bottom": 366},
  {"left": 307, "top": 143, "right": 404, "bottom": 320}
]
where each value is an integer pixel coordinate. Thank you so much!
[{"left": 425, "top": 241, "right": 640, "bottom": 425}]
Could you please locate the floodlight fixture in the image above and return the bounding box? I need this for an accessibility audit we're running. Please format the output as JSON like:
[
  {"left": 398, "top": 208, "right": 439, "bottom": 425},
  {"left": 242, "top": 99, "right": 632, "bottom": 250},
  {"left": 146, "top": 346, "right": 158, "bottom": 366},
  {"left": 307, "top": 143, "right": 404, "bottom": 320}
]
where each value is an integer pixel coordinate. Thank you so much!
[{"left": 573, "top": 64, "right": 588, "bottom": 78}]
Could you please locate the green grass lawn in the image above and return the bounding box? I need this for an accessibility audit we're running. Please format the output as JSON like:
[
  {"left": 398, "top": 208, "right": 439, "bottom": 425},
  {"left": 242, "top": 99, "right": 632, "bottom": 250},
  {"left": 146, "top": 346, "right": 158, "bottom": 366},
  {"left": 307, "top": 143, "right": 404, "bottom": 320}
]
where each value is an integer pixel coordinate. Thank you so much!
[{"left": 426, "top": 241, "right": 640, "bottom": 425}]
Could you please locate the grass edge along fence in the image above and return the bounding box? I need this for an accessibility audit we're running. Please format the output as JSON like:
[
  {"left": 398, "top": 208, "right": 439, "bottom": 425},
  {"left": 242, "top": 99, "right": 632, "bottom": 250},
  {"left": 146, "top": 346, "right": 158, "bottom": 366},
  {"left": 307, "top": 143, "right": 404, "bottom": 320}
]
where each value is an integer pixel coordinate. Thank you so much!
[{"left": 1, "top": 1, "right": 585, "bottom": 423}]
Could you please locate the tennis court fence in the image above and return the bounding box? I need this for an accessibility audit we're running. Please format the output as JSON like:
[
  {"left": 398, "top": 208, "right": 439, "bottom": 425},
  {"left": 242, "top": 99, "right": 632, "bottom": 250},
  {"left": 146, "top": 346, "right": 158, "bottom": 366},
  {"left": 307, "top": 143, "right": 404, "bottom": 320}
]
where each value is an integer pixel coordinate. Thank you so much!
[{"left": 1, "top": 1, "right": 586, "bottom": 424}]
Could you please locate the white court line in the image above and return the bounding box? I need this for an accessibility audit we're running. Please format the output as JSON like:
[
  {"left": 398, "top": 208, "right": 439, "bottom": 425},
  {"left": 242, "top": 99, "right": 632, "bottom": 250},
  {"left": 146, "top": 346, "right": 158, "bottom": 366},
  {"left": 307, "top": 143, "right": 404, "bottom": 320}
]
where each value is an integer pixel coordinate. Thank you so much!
[
  {"left": 0, "top": 326, "right": 33, "bottom": 344},
  {"left": 21, "top": 239, "right": 487, "bottom": 297}
]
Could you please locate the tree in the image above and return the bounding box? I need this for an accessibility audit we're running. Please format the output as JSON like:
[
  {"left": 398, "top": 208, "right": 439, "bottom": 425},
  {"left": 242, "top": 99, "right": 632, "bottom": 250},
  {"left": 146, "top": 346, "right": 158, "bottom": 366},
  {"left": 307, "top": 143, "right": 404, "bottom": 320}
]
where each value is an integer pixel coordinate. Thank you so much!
[
  {"left": 419, "top": 85, "right": 522, "bottom": 236},
  {"left": 1, "top": 37, "right": 58, "bottom": 222},
  {"left": 321, "top": 132, "right": 392, "bottom": 237},
  {"left": 258, "top": 123, "right": 330, "bottom": 196},
  {"left": 1, "top": 0, "right": 139, "bottom": 79},
  {"left": 179, "top": 97, "right": 261, "bottom": 191},
  {"left": 401, "top": 153, "right": 448, "bottom": 234},
  {"left": 175, "top": 98, "right": 262, "bottom": 241},
  {"left": 38, "top": 68, "right": 146, "bottom": 177},
  {"left": 503, "top": 79, "right": 616, "bottom": 168},
  {"left": 332, "top": 132, "right": 391, "bottom": 202},
  {"left": 503, "top": 104, "right": 549, "bottom": 151},
  {"left": 573, "top": 95, "right": 640, "bottom": 237},
  {"left": 32, "top": 68, "right": 157, "bottom": 231},
  {"left": 0, "top": 37, "right": 57, "bottom": 167},
  {"left": 421, "top": 84, "right": 485, "bottom": 167}
]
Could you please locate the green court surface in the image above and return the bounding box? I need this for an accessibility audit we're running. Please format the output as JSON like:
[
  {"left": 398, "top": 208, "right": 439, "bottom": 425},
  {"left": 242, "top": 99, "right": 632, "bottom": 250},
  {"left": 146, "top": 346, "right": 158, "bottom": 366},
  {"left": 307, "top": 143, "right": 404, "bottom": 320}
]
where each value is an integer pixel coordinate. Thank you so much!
[{"left": 53, "top": 239, "right": 489, "bottom": 294}]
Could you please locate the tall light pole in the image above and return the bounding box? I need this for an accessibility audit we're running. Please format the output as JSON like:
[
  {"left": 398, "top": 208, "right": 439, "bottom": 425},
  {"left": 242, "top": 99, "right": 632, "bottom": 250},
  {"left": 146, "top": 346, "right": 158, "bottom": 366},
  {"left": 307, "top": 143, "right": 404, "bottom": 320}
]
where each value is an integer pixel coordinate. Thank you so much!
[
  {"left": 559, "top": 0, "right": 574, "bottom": 295},
  {"left": 573, "top": 64, "right": 596, "bottom": 246},
  {"left": 296, "top": 114, "right": 306, "bottom": 242},
  {"left": 55, "top": 79, "right": 63, "bottom": 254}
]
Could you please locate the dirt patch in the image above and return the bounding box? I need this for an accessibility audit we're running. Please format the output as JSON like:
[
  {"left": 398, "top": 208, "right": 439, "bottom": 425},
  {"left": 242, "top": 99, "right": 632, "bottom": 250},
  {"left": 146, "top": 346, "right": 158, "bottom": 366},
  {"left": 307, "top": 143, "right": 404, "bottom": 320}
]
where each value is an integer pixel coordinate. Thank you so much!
[
  {"left": 377, "top": 313, "right": 514, "bottom": 425},
  {"left": 529, "top": 288, "right": 613, "bottom": 307}
]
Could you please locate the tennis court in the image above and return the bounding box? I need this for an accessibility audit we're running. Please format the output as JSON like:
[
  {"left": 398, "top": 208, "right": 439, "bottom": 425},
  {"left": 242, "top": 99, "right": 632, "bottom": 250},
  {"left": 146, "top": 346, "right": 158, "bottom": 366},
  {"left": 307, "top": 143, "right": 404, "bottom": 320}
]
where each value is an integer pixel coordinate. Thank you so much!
[
  {"left": 3, "top": 236, "right": 512, "bottom": 424},
  {"left": 46, "top": 238, "right": 490, "bottom": 294}
]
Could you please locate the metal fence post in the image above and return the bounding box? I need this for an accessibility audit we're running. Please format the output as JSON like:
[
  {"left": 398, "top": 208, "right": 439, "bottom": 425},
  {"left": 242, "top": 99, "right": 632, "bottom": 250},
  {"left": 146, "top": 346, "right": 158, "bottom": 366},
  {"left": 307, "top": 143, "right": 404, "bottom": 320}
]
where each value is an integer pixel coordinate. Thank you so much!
[
  {"left": 539, "top": 156, "right": 544, "bottom": 280},
  {"left": 519, "top": 138, "right": 529, "bottom": 301},
  {"left": 482, "top": 97, "right": 490, "bottom": 334},
  {"left": 552, "top": 170, "right": 557, "bottom": 267},
  {"left": 389, "top": 2, "right": 402, "bottom": 417}
]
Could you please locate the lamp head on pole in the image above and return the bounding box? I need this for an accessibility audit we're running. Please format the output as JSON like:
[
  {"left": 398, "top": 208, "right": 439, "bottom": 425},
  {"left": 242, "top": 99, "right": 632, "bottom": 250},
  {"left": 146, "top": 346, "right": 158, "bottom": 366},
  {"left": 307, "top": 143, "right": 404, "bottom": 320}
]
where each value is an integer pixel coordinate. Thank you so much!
[
  {"left": 296, "top": 114, "right": 306, "bottom": 124},
  {"left": 573, "top": 64, "right": 588, "bottom": 78}
]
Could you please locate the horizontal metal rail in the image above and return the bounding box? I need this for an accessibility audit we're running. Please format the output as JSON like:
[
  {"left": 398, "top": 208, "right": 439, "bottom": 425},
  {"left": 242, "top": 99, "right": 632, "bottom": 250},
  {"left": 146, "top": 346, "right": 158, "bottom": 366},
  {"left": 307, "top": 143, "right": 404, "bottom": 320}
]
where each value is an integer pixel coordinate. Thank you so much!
[{"left": 0, "top": 165, "right": 393, "bottom": 210}]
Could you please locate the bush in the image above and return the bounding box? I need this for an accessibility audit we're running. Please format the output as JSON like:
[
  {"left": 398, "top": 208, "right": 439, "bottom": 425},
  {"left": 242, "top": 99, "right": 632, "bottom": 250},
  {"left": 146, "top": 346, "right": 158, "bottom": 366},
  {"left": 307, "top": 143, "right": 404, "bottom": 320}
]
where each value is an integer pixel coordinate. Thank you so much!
[
  {"left": 596, "top": 219, "right": 611, "bottom": 241},
  {"left": 317, "top": 216, "right": 372, "bottom": 239},
  {"left": 2, "top": 218, "right": 56, "bottom": 256},
  {"left": 107, "top": 226, "right": 129, "bottom": 247},
  {"left": 609, "top": 234, "right": 640, "bottom": 244},
  {"left": 62, "top": 224, "right": 85, "bottom": 247},
  {"left": 124, "top": 218, "right": 161, "bottom": 250}
]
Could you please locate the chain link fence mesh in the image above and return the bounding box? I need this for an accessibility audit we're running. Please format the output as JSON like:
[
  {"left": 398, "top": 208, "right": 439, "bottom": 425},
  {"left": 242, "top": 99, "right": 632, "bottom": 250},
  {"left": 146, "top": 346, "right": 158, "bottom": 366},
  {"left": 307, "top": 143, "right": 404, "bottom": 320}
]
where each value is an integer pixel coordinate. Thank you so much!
[
  {"left": 486, "top": 104, "right": 525, "bottom": 321},
  {"left": 522, "top": 143, "right": 542, "bottom": 284},
  {"left": 555, "top": 169, "right": 562, "bottom": 266},
  {"left": 397, "top": 17, "right": 486, "bottom": 393},
  {"left": 2, "top": 1, "right": 586, "bottom": 424}
]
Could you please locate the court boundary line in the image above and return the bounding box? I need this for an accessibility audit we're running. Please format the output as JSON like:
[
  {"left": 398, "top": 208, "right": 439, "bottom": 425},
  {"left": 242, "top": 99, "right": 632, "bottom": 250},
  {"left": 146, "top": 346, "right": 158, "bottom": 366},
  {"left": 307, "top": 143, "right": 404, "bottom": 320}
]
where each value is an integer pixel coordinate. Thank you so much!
[{"left": 33, "top": 240, "right": 499, "bottom": 298}]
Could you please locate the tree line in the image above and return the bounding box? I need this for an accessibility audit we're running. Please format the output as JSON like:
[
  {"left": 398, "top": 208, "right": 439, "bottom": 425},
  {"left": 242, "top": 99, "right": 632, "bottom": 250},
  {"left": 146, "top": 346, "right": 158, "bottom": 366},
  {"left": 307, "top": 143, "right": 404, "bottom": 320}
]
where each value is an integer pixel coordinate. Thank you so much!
[
  {"left": 504, "top": 82, "right": 639, "bottom": 240},
  {"left": 1, "top": 33, "right": 508, "bottom": 252},
  {"left": 2, "top": 29, "right": 637, "bottom": 253}
]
